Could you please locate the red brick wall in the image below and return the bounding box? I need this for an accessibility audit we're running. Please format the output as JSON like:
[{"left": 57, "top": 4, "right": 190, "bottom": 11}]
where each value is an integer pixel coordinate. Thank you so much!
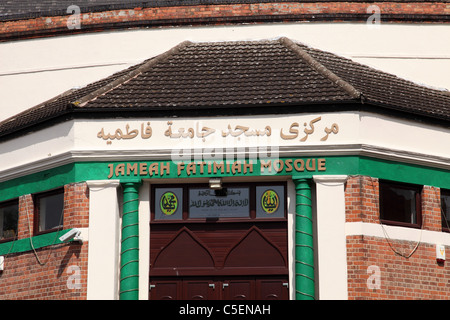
[
  {"left": 422, "top": 185, "right": 442, "bottom": 232},
  {"left": 345, "top": 175, "right": 379, "bottom": 224},
  {"left": 0, "top": 2, "right": 448, "bottom": 40},
  {"left": 0, "top": 183, "right": 89, "bottom": 300},
  {"left": 345, "top": 176, "right": 450, "bottom": 300}
]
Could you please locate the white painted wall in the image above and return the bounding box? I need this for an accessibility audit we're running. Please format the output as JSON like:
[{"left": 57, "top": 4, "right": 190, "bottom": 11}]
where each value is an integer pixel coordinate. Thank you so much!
[
  {"left": 0, "top": 121, "right": 75, "bottom": 179},
  {"left": 287, "top": 179, "right": 296, "bottom": 300},
  {"left": 138, "top": 181, "right": 150, "bottom": 300},
  {"left": 86, "top": 180, "right": 121, "bottom": 300},
  {"left": 359, "top": 112, "right": 450, "bottom": 167},
  {"left": 313, "top": 175, "right": 348, "bottom": 300},
  {"left": 0, "top": 23, "right": 449, "bottom": 122}
]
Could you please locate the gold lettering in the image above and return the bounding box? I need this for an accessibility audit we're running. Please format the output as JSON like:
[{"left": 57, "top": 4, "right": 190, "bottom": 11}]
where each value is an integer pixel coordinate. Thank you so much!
[
  {"left": 139, "top": 162, "right": 148, "bottom": 175},
  {"left": 273, "top": 159, "right": 284, "bottom": 173},
  {"left": 106, "top": 158, "right": 326, "bottom": 179},
  {"left": 306, "top": 158, "right": 316, "bottom": 171},
  {"left": 160, "top": 162, "right": 170, "bottom": 176},
  {"left": 197, "top": 162, "right": 206, "bottom": 174},
  {"left": 148, "top": 163, "right": 159, "bottom": 176},
  {"left": 318, "top": 158, "right": 326, "bottom": 171},
  {"left": 294, "top": 159, "right": 304, "bottom": 171},
  {"left": 232, "top": 161, "right": 241, "bottom": 174},
  {"left": 213, "top": 162, "right": 224, "bottom": 174},
  {"left": 243, "top": 161, "right": 253, "bottom": 174},
  {"left": 280, "top": 122, "right": 299, "bottom": 140},
  {"left": 177, "top": 162, "right": 185, "bottom": 176},
  {"left": 186, "top": 162, "right": 196, "bottom": 176},
  {"left": 284, "top": 159, "right": 293, "bottom": 172},
  {"left": 108, "top": 163, "right": 114, "bottom": 178},
  {"left": 260, "top": 160, "right": 272, "bottom": 173},
  {"left": 127, "top": 163, "right": 138, "bottom": 176},
  {"left": 115, "top": 163, "right": 125, "bottom": 176}
]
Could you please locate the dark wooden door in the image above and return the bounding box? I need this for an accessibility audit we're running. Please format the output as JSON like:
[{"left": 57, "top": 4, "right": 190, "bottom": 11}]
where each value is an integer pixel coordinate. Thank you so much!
[
  {"left": 184, "top": 279, "right": 218, "bottom": 300},
  {"left": 149, "top": 183, "right": 289, "bottom": 300},
  {"left": 149, "top": 279, "right": 180, "bottom": 300},
  {"left": 257, "top": 278, "right": 289, "bottom": 300},
  {"left": 149, "top": 276, "right": 288, "bottom": 300},
  {"left": 222, "top": 279, "right": 255, "bottom": 300}
]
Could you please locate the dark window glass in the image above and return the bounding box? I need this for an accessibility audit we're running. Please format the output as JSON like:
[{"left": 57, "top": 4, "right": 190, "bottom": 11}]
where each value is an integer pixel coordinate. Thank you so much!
[
  {"left": 379, "top": 180, "right": 422, "bottom": 227},
  {"left": 35, "top": 190, "right": 64, "bottom": 233},
  {"left": 441, "top": 189, "right": 450, "bottom": 231},
  {"left": 0, "top": 200, "right": 18, "bottom": 241}
]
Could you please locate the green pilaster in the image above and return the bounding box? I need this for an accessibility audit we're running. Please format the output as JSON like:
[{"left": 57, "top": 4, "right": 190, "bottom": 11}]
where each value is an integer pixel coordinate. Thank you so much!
[
  {"left": 293, "top": 177, "right": 315, "bottom": 300},
  {"left": 119, "top": 180, "right": 141, "bottom": 300}
]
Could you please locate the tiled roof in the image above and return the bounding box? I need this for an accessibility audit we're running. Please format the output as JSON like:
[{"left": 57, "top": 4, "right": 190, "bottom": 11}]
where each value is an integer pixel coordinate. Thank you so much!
[
  {"left": 0, "top": 1, "right": 149, "bottom": 19},
  {"left": 1, "top": 0, "right": 446, "bottom": 20},
  {"left": 75, "top": 39, "right": 360, "bottom": 109},
  {"left": 0, "top": 0, "right": 347, "bottom": 20},
  {"left": 0, "top": 37, "right": 449, "bottom": 138},
  {"left": 300, "top": 41, "right": 450, "bottom": 121}
]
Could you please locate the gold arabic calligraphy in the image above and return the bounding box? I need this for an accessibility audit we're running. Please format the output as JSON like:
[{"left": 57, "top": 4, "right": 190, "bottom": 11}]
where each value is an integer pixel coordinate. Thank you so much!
[
  {"left": 280, "top": 116, "right": 339, "bottom": 141},
  {"left": 97, "top": 117, "right": 339, "bottom": 142},
  {"left": 97, "top": 122, "right": 152, "bottom": 140}
]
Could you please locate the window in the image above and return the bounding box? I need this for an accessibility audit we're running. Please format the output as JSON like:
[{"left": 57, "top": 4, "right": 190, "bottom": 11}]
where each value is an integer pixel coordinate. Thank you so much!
[
  {"left": 379, "top": 180, "right": 422, "bottom": 228},
  {"left": 0, "top": 200, "right": 19, "bottom": 241},
  {"left": 441, "top": 189, "right": 450, "bottom": 232},
  {"left": 35, "top": 189, "right": 64, "bottom": 234}
]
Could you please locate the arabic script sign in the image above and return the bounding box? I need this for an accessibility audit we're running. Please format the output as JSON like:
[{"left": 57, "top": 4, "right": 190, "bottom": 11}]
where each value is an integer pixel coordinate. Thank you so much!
[
  {"left": 189, "top": 187, "right": 250, "bottom": 218},
  {"left": 96, "top": 116, "right": 339, "bottom": 143},
  {"left": 160, "top": 191, "right": 178, "bottom": 216},
  {"left": 261, "top": 189, "right": 279, "bottom": 214},
  {"left": 155, "top": 188, "right": 183, "bottom": 220},
  {"left": 256, "top": 185, "right": 284, "bottom": 218}
]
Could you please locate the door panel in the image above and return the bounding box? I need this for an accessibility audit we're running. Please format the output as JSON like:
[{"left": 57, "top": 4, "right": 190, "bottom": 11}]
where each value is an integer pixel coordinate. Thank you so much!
[
  {"left": 222, "top": 279, "right": 255, "bottom": 300},
  {"left": 149, "top": 280, "right": 180, "bottom": 300},
  {"left": 184, "top": 279, "right": 218, "bottom": 300},
  {"left": 150, "top": 277, "right": 289, "bottom": 300},
  {"left": 257, "top": 278, "right": 289, "bottom": 300}
]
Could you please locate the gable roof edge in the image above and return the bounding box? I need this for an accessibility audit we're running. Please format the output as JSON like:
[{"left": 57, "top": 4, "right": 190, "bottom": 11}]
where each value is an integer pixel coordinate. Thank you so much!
[
  {"left": 279, "top": 37, "right": 363, "bottom": 101},
  {"left": 72, "top": 40, "right": 193, "bottom": 107}
]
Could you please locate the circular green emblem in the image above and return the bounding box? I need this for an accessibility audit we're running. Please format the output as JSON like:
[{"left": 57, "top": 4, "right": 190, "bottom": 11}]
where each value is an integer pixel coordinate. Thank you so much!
[
  {"left": 160, "top": 192, "right": 178, "bottom": 216},
  {"left": 261, "top": 189, "right": 279, "bottom": 214}
]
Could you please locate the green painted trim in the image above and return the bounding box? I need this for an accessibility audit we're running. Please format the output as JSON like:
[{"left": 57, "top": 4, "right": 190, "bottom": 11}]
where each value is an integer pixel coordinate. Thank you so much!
[
  {"left": 0, "top": 164, "right": 76, "bottom": 202},
  {"left": 359, "top": 156, "right": 450, "bottom": 189},
  {"left": 119, "top": 181, "right": 141, "bottom": 300},
  {"left": 0, "top": 229, "right": 75, "bottom": 256},
  {"left": 293, "top": 178, "right": 315, "bottom": 300},
  {"left": 0, "top": 155, "right": 449, "bottom": 202}
]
